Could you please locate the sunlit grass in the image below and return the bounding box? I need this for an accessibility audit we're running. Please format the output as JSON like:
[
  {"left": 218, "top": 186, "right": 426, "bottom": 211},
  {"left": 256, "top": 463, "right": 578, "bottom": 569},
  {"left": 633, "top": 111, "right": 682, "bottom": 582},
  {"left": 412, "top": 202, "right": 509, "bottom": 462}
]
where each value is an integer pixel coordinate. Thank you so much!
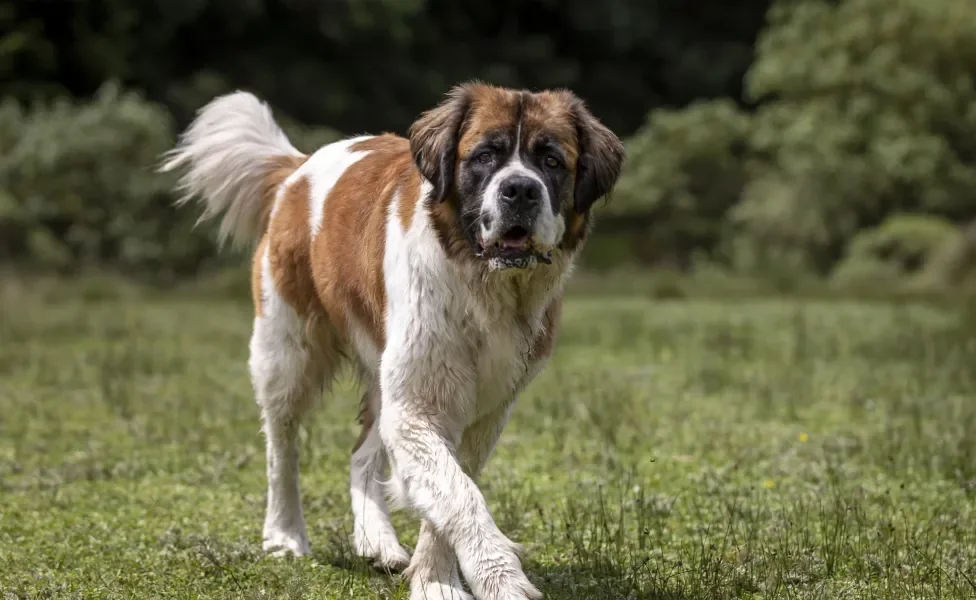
[{"left": 1, "top": 282, "right": 974, "bottom": 599}]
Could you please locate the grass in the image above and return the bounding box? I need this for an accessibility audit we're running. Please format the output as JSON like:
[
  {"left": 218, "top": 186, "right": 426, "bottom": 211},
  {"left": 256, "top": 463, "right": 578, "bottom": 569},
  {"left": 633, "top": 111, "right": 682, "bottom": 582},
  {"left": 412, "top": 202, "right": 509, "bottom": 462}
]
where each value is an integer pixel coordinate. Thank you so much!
[{"left": 1, "top": 279, "right": 975, "bottom": 599}]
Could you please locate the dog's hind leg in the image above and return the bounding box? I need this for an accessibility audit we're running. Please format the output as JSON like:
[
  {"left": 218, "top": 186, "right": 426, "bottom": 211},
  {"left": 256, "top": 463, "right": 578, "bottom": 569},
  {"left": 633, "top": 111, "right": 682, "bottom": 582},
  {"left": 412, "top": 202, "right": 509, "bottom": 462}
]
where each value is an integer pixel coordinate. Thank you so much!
[
  {"left": 249, "top": 244, "right": 334, "bottom": 557},
  {"left": 349, "top": 381, "right": 411, "bottom": 570}
]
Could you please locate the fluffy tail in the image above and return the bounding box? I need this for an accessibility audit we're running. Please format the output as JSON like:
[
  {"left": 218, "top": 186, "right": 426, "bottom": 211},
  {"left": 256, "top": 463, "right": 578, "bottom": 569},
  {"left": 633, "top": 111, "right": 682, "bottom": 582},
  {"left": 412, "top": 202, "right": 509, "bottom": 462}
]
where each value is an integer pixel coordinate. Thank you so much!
[{"left": 159, "top": 91, "right": 305, "bottom": 249}]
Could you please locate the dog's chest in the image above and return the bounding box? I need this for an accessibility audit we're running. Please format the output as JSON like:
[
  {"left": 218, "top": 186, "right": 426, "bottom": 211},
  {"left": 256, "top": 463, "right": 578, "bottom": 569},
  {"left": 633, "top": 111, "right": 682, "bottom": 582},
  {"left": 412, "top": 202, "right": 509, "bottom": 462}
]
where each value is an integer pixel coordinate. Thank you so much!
[
  {"left": 449, "top": 266, "right": 561, "bottom": 423},
  {"left": 462, "top": 309, "right": 541, "bottom": 423}
]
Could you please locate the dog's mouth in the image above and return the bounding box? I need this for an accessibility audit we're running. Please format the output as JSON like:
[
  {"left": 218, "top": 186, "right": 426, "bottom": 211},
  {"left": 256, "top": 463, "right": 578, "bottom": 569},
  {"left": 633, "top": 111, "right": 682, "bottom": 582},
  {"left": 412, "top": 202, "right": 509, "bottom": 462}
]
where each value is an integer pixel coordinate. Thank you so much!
[{"left": 477, "top": 226, "right": 552, "bottom": 269}]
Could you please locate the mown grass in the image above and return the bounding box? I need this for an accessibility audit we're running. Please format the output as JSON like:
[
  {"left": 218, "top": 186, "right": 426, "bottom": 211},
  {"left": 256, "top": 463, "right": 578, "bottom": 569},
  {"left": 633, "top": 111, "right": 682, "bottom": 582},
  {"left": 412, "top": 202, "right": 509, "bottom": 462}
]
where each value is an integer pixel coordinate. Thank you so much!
[{"left": 1, "top": 280, "right": 975, "bottom": 599}]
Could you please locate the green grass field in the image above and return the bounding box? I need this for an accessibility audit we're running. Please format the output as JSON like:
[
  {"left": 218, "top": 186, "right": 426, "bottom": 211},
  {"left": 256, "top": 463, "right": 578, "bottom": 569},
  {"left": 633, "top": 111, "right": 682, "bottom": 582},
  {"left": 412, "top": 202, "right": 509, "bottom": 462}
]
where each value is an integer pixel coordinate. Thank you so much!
[{"left": 2, "top": 281, "right": 975, "bottom": 599}]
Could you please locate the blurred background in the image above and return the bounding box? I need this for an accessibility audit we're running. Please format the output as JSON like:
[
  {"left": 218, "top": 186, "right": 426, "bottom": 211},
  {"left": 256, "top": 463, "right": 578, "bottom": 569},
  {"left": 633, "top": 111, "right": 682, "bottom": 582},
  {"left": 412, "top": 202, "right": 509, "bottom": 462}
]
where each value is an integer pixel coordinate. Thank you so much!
[{"left": 3, "top": 0, "right": 976, "bottom": 296}]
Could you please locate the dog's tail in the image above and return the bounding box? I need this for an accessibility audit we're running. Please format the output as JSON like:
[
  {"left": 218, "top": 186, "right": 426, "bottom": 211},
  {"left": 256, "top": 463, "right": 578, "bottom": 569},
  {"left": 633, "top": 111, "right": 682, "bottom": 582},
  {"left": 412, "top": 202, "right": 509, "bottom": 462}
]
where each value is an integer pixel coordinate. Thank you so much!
[{"left": 159, "top": 91, "right": 306, "bottom": 249}]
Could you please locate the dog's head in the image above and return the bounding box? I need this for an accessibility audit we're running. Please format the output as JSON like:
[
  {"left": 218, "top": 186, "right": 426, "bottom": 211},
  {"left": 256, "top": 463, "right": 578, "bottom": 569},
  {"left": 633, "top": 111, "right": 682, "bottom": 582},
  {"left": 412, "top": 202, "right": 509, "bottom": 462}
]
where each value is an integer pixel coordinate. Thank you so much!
[{"left": 409, "top": 82, "right": 625, "bottom": 270}]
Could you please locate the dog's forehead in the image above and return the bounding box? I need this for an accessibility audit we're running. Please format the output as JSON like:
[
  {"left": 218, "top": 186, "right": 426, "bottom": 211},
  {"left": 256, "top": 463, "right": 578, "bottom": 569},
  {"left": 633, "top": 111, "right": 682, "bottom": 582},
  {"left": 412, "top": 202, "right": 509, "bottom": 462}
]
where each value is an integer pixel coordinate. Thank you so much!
[
  {"left": 520, "top": 92, "right": 578, "bottom": 160},
  {"left": 458, "top": 87, "right": 579, "bottom": 162}
]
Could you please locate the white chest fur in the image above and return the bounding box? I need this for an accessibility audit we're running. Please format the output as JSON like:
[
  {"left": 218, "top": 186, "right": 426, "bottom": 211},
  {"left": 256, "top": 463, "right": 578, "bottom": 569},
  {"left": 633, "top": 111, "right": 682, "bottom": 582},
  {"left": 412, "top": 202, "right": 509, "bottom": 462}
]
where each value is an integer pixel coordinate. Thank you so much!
[
  {"left": 380, "top": 187, "right": 569, "bottom": 428},
  {"left": 470, "top": 320, "right": 535, "bottom": 422}
]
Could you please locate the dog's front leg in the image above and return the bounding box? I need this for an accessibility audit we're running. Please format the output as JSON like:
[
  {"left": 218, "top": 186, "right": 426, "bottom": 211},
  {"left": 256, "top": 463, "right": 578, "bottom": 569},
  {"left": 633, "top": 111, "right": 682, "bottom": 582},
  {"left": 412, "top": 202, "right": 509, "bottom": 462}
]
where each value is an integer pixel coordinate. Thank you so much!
[{"left": 379, "top": 350, "right": 541, "bottom": 600}]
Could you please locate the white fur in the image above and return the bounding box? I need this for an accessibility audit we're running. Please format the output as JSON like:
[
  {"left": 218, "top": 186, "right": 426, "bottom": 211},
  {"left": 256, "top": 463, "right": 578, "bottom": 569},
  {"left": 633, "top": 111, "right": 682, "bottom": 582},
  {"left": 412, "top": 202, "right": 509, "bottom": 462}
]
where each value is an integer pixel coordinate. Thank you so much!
[
  {"left": 347, "top": 315, "right": 381, "bottom": 375},
  {"left": 349, "top": 384, "right": 412, "bottom": 569},
  {"left": 250, "top": 245, "right": 329, "bottom": 557},
  {"left": 378, "top": 183, "right": 571, "bottom": 600},
  {"left": 303, "top": 136, "right": 373, "bottom": 236},
  {"left": 160, "top": 91, "right": 302, "bottom": 249},
  {"left": 406, "top": 520, "right": 473, "bottom": 600}
]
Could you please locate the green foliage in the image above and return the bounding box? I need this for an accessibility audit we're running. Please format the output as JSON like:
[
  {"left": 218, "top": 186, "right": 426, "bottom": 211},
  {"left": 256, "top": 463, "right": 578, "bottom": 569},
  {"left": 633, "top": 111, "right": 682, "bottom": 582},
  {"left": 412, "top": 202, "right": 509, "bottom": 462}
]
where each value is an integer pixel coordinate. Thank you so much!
[
  {"left": 921, "top": 219, "right": 976, "bottom": 287},
  {"left": 608, "top": 0, "right": 976, "bottom": 283},
  {"left": 6, "top": 0, "right": 976, "bottom": 286},
  {"left": 2, "top": 0, "right": 770, "bottom": 138},
  {"left": 0, "top": 83, "right": 199, "bottom": 276},
  {"left": 0, "top": 81, "right": 345, "bottom": 279},
  {"left": 743, "top": 0, "right": 976, "bottom": 268},
  {"left": 845, "top": 214, "right": 959, "bottom": 273},
  {"left": 277, "top": 115, "right": 343, "bottom": 156},
  {"left": 831, "top": 214, "right": 961, "bottom": 290},
  {"left": 613, "top": 99, "right": 752, "bottom": 265}
]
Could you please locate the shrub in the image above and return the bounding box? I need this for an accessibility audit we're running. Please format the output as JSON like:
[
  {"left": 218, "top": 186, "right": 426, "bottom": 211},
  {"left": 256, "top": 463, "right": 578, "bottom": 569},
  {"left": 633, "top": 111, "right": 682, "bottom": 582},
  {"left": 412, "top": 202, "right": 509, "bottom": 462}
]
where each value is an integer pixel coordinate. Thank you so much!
[
  {"left": 0, "top": 82, "right": 344, "bottom": 280},
  {"left": 0, "top": 82, "right": 207, "bottom": 277},
  {"left": 915, "top": 219, "right": 976, "bottom": 289},
  {"left": 612, "top": 99, "right": 752, "bottom": 267},
  {"left": 831, "top": 214, "right": 960, "bottom": 289},
  {"left": 608, "top": 0, "right": 976, "bottom": 278},
  {"left": 742, "top": 0, "right": 976, "bottom": 267}
]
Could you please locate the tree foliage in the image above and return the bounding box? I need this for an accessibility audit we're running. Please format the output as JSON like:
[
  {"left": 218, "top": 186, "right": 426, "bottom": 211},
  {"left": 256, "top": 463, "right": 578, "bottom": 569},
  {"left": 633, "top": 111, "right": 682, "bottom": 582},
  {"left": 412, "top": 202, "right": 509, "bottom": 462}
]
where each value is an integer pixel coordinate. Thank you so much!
[
  {"left": 0, "top": 82, "right": 337, "bottom": 277},
  {"left": 1, "top": 0, "right": 771, "bottom": 137},
  {"left": 615, "top": 0, "right": 976, "bottom": 279},
  {"left": 612, "top": 100, "right": 751, "bottom": 267},
  {"left": 3, "top": 0, "right": 976, "bottom": 284}
]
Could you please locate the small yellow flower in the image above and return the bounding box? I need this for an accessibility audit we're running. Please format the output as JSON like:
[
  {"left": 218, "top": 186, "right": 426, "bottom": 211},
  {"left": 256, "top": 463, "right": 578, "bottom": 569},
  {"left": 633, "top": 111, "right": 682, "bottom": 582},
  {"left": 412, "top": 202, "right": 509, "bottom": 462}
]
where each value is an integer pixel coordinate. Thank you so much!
[
  {"left": 763, "top": 479, "right": 776, "bottom": 489},
  {"left": 798, "top": 432, "right": 809, "bottom": 443}
]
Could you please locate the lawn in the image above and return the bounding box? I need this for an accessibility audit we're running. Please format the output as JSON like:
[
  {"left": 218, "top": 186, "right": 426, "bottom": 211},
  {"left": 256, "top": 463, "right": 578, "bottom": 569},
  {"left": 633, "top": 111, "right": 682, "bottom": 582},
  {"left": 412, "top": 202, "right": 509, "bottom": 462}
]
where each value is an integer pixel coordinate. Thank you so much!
[{"left": 1, "top": 281, "right": 975, "bottom": 599}]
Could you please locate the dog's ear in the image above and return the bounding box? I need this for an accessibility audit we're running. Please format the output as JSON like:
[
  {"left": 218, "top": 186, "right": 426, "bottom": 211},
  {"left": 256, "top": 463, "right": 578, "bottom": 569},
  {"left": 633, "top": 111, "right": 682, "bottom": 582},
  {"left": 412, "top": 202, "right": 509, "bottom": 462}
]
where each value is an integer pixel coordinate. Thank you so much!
[
  {"left": 409, "top": 85, "right": 473, "bottom": 204},
  {"left": 571, "top": 99, "right": 625, "bottom": 214}
]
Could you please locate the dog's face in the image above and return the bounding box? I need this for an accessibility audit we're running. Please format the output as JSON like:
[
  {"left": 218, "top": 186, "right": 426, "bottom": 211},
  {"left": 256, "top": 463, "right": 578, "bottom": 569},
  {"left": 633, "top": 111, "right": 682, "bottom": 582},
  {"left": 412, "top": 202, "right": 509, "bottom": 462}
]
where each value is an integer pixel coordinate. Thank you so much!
[{"left": 409, "top": 82, "right": 625, "bottom": 270}]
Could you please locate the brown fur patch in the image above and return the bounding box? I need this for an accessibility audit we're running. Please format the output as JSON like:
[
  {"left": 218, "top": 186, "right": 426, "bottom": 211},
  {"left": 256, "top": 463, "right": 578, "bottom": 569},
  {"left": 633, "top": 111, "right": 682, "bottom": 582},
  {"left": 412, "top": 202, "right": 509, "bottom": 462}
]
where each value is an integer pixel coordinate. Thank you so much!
[
  {"left": 250, "top": 154, "right": 308, "bottom": 318},
  {"left": 312, "top": 135, "right": 420, "bottom": 349},
  {"left": 428, "top": 198, "right": 475, "bottom": 264},
  {"left": 260, "top": 154, "right": 308, "bottom": 234},
  {"left": 456, "top": 85, "right": 519, "bottom": 159},
  {"left": 351, "top": 136, "right": 423, "bottom": 231},
  {"left": 521, "top": 92, "right": 580, "bottom": 167},
  {"left": 251, "top": 236, "right": 268, "bottom": 317},
  {"left": 266, "top": 177, "right": 319, "bottom": 317},
  {"left": 561, "top": 212, "right": 591, "bottom": 253}
]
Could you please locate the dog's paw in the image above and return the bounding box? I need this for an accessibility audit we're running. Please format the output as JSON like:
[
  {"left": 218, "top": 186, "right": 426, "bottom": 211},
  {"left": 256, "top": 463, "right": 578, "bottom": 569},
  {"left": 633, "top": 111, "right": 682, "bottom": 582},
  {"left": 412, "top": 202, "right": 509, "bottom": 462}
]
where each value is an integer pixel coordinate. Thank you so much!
[
  {"left": 409, "top": 579, "right": 474, "bottom": 600},
  {"left": 405, "top": 553, "right": 471, "bottom": 600},
  {"left": 354, "top": 533, "right": 411, "bottom": 572},
  {"left": 262, "top": 528, "right": 310, "bottom": 557},
  {"left": 490, "top": 571, "right": 542, "bottom": 600},
  {"left": 465, "top": 542, "right": 542, "bottom": 600}
]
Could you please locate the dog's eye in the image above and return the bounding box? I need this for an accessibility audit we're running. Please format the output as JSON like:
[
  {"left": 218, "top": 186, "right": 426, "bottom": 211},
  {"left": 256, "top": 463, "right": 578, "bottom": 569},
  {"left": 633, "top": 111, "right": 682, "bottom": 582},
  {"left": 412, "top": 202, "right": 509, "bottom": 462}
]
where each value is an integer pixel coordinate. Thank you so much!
[
  {"left": 544, "top": 155, "right": 561, "bottom": 169},
  {"left": 476, "top": 151, "right": 494, "bottom": 164}
]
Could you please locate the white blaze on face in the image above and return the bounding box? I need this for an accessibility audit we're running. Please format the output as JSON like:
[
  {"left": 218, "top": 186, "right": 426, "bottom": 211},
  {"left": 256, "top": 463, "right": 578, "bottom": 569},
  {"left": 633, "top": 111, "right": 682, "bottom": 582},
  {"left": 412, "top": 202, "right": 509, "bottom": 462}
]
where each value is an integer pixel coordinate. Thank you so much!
[{"left": 479, "top": 124, "right": 563, "bottom": 250}]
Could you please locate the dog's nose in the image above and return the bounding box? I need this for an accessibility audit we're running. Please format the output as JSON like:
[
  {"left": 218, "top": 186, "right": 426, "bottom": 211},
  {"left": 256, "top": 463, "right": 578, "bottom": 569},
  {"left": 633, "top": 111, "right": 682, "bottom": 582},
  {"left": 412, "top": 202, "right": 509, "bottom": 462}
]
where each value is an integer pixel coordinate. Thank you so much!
[{"left": 499, "top": 176, "right": 542, "bottom": 209}]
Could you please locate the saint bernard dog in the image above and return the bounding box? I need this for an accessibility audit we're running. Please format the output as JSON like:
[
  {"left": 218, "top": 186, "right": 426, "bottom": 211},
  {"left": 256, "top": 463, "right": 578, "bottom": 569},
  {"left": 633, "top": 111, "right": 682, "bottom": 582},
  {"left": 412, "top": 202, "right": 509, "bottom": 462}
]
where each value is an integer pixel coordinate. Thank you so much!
[{"left": 161, "top": 82, "right": 624, "bottom": 600}]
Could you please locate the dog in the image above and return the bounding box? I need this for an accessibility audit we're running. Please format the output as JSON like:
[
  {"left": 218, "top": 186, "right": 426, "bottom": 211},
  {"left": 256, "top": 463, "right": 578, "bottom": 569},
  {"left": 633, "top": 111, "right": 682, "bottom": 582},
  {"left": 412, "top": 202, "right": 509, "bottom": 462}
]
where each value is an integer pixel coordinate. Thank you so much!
[{"left": 161, "top": 82, "right": 624, "bottom": 600}]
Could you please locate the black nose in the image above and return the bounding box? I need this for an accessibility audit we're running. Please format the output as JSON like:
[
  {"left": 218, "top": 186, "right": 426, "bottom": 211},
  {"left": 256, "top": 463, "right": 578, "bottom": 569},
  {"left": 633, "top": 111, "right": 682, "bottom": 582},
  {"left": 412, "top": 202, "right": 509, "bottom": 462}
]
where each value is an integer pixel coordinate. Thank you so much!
[{"left": 500, "top": 176, "right": 542, "bottom": 208}]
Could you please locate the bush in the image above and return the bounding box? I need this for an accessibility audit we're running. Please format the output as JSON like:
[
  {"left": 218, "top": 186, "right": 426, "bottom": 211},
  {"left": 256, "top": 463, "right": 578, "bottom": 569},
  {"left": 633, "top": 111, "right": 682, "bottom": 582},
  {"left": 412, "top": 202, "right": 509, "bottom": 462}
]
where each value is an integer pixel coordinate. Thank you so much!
[
  {"left": 845, "top": 214, "right": 959, "bottom": 272},
  {"left": 608, "top": 0, "right": 976, "bottom": 279},
  {"left": 612, "top": 99, "right": 752, "bottom": 267},
  {"left": 741, "top": 0, "right": 976, "bottom": 267},
  {"left": 0, "top": 82, "right": 344, "bottom": 280},
  {"left": 0, "top": 82, "right": 211, "bottom": 278},
  {"left": 831, "top": 214, "right": 960, "bottom": 289},
  {"left": 915, "top": 219, "right": 976, "bottom": 289}
]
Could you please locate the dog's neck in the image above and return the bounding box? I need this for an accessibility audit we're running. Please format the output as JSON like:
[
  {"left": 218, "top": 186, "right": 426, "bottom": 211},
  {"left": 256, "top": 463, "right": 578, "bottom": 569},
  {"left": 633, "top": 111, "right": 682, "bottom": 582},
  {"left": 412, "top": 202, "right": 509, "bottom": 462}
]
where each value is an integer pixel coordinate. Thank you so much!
[{"left": 456, "top": 247, "right": 576, "bottom": 336}]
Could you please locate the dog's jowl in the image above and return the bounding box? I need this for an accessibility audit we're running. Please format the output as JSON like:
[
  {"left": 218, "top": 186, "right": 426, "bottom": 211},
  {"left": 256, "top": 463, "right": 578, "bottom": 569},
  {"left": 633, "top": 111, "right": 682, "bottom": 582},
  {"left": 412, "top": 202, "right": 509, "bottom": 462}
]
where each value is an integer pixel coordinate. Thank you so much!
[{"left": 161, "top": 82, "right": 624, "bottom": 600}]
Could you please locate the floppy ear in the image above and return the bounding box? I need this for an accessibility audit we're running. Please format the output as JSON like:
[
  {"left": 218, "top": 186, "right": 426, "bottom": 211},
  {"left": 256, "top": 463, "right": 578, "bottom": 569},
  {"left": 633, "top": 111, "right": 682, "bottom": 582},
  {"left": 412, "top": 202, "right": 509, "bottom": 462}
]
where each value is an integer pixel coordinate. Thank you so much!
[
  {"left": 408, "top": 85, "right": 472, "bottom": 203},
  {"left": 572, "top": 101, "right": 625, "bottom": 214}
]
